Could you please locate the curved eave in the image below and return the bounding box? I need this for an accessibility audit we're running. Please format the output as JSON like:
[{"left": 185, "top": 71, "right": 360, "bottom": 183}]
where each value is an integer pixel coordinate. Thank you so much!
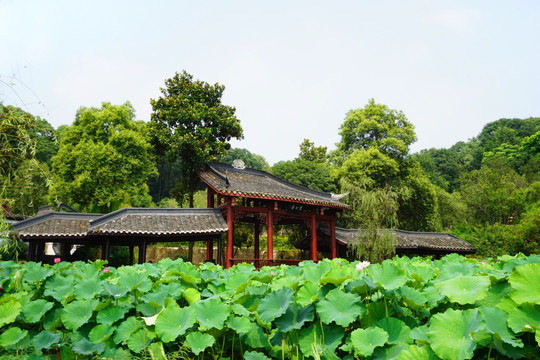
[{"left": 89, "top": 229, "right": 227, "bottom": 236}]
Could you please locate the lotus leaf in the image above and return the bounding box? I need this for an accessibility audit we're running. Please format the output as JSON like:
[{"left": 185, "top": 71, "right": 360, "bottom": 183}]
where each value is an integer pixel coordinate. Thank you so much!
[
  {"left": 194, "top": 297, "right": 229, "bottom": 329},
  {"left": 61, "top": 299, "right": 98, "bottom": 331},
  {"left": 427, "top": 308, "right": 483, "bottom": 360},
  {"left": 244, "top": 350, "right": 270, "bottom": 360},
  {"left": 509, "top": 263, "right": 540, "bottom": 305},
  {"left": 368, "top": 262, "right": 408, "bottom": 290},
  {"left": 96, "top": 306, "right": 129, "bottom": 325},
  {"left": 350, "top": 327, "right": 389, "bottom": 357},
  {"left": 231, "top": 303, "right": 251, "bottom": 317},
  {"left": 372, "top": 344, "right": 409, "bottom": 359},
  {"left": 410, "top": 325, "right": 429, "bottom": 343},
  {"left": 118, "top": 271, "right": 146, "bottom": 290},
  {"left": 155, "top": 302, "right": 195, "bottom": 342},
  {"left": 225, "top": 272, "right": 252, "bottom": 293},
  {"left": 299, "top": 323, "right": 344, "bottom": 356},
  {"left": 127, "top": 328, "right": 153, "bottom": 353},
  {"left": 74, "top": 276, "right": 103, "bottom": 300},
  {"left": 0, "top": 327, "right": 27, "bottom": 348},
  {"left": 32, "top": 330, "right": 61, "bottom": 351},
  {"left": 377, "top": 317, "right": 412, "bottom": 345},
  {"left": 320, "top": 267, "right": 351, "bottom": 286},
  {"left": 113, "top": 316, "right": 143, "bottom": 345},
  {"left": 316, "top": 288, "right": 365, "bottom": 327},
  {"left": 434, "top": 275, "right": 490, "bottom": 305},
  {"left": 72, "top": 337, "right": 105, "bottom": 355},
  {"left": 186, "top": 331, "right": 215, "bottom": 355},
  {"left": 395, "top": 344, "right": 438, "bottom": 360},
  {"left": 241, "top": 322, "right": 271, "bottom": 349},
  {"left": 507, "top": 303, "right": 540, "bottom": 334},
  {"left": 23, "top": 262, "right": 52, "bottom": 283},
  {"left": 257, "top": 287, "right": 293, "bottom": 323},
  {"left": 88, "top": 324, "right": 115, "bottom": 344},
  {"left": 361, "top": 300, "right": 393, "bottom": 328},
  {"left": 275, "top": 303, "right": 314, "bottom": 333},
  {"left": 302, "top": 261, "right": 331, "bottom": 283},
  {"left": 481, "top": 306, "right": 523, "bottom": 348},
  {"left": 227, "top": 315, "right": 252, "bottom": 335},
  {"left": 43, "top": 274, "right": 74, "bottom": 303},
  {"left": 295, "top": 281, "right": 319, "bottom": 306},
  {"left": 148, "top": 342, "right": 167, "bottom": 360},
  {"left": 180, "top": 287, "right": 200, "bottom": 304},
  {"left": 22, "top": 299, "right": 53, "bottom": 323}
]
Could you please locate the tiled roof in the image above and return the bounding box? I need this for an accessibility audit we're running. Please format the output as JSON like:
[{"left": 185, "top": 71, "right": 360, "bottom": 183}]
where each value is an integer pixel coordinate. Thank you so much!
[
  {"left": 198, "top": 162, "right": 348, "bottom": 209},
  {"left": 325, "top": 227, "right": 476, "bottom": 253},
  {"left": 88, "top": 208, "right": 228, "bottom": 236},
  {"left": 11, "top": 212, "right": 102, "bottom": 238}
]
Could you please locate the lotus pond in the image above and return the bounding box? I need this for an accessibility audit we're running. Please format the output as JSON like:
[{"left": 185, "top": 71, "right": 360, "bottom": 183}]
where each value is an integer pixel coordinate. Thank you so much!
[{"left": 0, "top": 253, "right": 539, "bottom": 359}]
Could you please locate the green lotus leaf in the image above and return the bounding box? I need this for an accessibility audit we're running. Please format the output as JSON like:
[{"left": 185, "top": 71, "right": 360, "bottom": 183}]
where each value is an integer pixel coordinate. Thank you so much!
[
  {"left": 257, "top": 287, "right": 293, "bottom": 323},
  {"left": 301, "top": 261, "right": 331, "bottom": 283},
  {"left": 32, "top": 330, "right": 61, "bottom": 351},
  {"left": 103, "top": 282, "right": 129, "bottom": 298},
  {"left": 88, "top": 324, "right": 115, "bottom": 344},
  {"left": 43, "top": 308, "right": 63, "bottom": 332},
  {"left": 148, "top": 342, "right": 167, "bottom": 360},
  {"left": 186, "top": 331, "right": 215, "bottom": 355},
  {"left": 240, "top": 322, "right": 270, "bottom": 349},
  {"left": 0, "top": 299, "right": 21, "bottom": 328},
  {"left": 350, "top": 327, "right": 389, "bottom": 357},
  {"left": 182, "top": 288, "right": 201, "bottom": 304},
  {"left": 74, "top": 276, "right": 103, "bottom": 300},
  {"left": 225, "top": 272, "right": 252, "bottom": 293},
  {"left": 22, "top": 299, "right": 53, "bottom": 323},
  {"left": 227, "top": 315, "right": 252, "bottom": 335},
  {"left": 113, "top": 316, "right": 143, "bottom": 345},
  {"left": 407, "top": 263, "right": 436, "bottom": 284},
  {"left": 0, "top": 327, "right": 27, "bottom": 348},
  {"left": 194, "top": 298, "right": 229, "bottom": 329},
  {"left": 128, "top": 328, "right": 153, "bottom": 353},
  {"left": 395, "top": 344, "right": 438, "bottom": 360},
  {"left": 368, "top": 262, "right": 408, "bottom": 290},
  {"left": 481, "top": 306, "right": 523, "bottom": 348},
  {"left": 507, "top": 303, "right": 540, "bottom": 334},
  {"left": 509, "top": 263, "right": 540, "bottom": 305},
  {"left": 477, "top": 282, "right": 512, "bottom": 307},
  {"left": 295, "top": 281, "right": 320, "bottom": 307},
  {"left": 72, "top": 337, "right": 105, "bottom": 355},
  {"left": 244, "top": 351, "right": 270, "bottom": 360},
  {"left": 427, "top": 308, "right": 483, "bottom": 360},
  {"left": 23, "top": 262, "right": 53, "bottom": 283},
  {"left": 299, "top": 322, "right": 344, "bottom": 356},
  {"left": 44, "top": 275, "right": 75, "bottom": 303},
  {"left": 96, "top": 306, "right": 129, "bottom": 325},
  {"left": 317, "top": 288, "right": 365, "bottom": 327},
  {"left": 275, "top": 303, "right": 314, "bottom": 333},
  {"left": 141, "top": 290, "right": 168, "bottom": 308},
  {"left": 377, "top": 317, "right": 412, "bottom": 345},
  {"left": 118, "top": 271, "right": 145, "bottom": 290},
  {"left": 360, "top": 300, "right": 394, "bottom": 328},
  {"left": 410, "top": 325, "right": 429, "bottom": 343},
  {"left": 231, "top": 303, "right": 251, "bottom": 317},
  {"left": 434, "top": 275, "right": 490, "bottom": 304},
  {"left": 61, "top": 299, "right": 98, "bottom": 331},
  {"left": 155, "top": 302, "right": 196, "bottom": 342},
  {"left": 372, "top": 344, "right": 409, "bottom": 359},
  {"left": 399, "top": 286, "right": 427, "bottom": 309},
  {"left": 438, "top": 260, "right": 475, "bottom": 280},
  {"left": 320, "top": 267, "right": 351, "bottom": 286}
]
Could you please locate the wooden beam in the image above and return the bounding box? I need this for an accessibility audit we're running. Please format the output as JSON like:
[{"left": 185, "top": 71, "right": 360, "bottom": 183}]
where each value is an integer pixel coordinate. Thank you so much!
[
  {"left": 226, "top": 198, "right": 234, "bottom": 268},
  {"left": 267, "top": 209, "right": 274, "bottom": 262},
  {"left": 311, "top": 214, "right": 317, "bottom": 262},
  {"left": 330, "top": 217, "right": 337, "bottom": 259},
  {"left": 254, "top": 222, "right": 260, "bottom": 268}
]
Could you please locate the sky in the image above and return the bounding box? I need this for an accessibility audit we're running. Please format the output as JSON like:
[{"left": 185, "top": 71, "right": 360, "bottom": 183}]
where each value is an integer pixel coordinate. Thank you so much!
[{"left": 1, "top": 1, "right": 539, "bottom": 165}]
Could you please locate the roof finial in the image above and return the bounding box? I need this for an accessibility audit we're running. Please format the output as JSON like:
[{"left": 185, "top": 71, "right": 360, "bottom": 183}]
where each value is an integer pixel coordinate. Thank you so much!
[{"left": 232, "top": 159, "right": 245, "bottom": 170}]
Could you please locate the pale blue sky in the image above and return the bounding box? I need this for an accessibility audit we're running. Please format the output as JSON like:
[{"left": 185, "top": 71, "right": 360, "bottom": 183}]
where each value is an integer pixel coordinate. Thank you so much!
[{"left": 1, "top": 0, "right": 539, "bottom": 165}]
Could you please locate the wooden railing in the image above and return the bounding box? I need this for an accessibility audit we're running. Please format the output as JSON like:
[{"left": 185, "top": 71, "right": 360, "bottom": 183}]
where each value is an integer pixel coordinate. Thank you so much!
[{"left": 229, "top": 258, "right": 304, "bottom": 269}]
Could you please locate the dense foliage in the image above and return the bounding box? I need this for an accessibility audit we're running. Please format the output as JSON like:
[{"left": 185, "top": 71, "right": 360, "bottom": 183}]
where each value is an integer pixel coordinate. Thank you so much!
[{"left": 0, "top": 255, "right": 539, "bottom": 359}]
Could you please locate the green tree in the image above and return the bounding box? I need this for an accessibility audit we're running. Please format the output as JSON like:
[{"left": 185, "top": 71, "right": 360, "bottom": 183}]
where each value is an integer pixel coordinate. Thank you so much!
[
  {"left": 478, "top": 117, "right": 540, "bottom": 154},
  {"left": 337, "top": 99, "right": 416, "bottom": 160},
  {"left": 30, "top": 117, "right": 58, "bottom": 166},
  {"left": 50, "top": 102, "right": 156, "bottom": 213},
  {"left": 0, "top": 103, "right": 35, "bottom": 179},
  {"left": 298, "top": 139, "right": 328, "bottom": 163},
  {"left": 219, "top": 148, "right": 270, "bottom": 171},
  {"left": 271, "top": 159, "right": 336, "bottom": 193},
  {"left": 149, "top": 71, "right": 243, "bottom": 207}
]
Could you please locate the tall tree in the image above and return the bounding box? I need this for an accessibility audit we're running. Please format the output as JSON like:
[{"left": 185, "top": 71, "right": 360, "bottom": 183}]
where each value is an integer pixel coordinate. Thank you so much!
[
  {"left": 219, "top": 148, "right": 270, "bottom": 171},
  {"left": 50, "top": 102, "right": 156, "bottom": 213},
  {"left": 0, "top": 103, "right": 35, "bottom": 179},
  {"left": 149, "top": 71, "right": 243, "bottom": 207},
  {"left": 298, "top": 139, "right": 328, "bottom": 163}
]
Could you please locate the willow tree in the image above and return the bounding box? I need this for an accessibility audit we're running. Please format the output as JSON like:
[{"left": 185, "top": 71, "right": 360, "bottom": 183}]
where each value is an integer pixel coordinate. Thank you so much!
[{"left": 149, "top": 71, "right": 243, "bottom": 207}]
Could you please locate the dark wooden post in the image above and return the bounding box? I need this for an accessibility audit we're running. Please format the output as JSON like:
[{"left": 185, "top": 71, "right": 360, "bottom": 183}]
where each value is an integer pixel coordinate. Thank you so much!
[
  {"left": 27, "top": 241, "right": 35, "bottom": 262},
  {"left": 102, "top": 239, "right": 110, "bottom": 262},
  {"left": 206, "top": 188, "right": 215, "bottom": 262},
  {"left": 226, "top": 198, "right": 234, "bottom": 268},
  {"left": 138, "top": 239, "right": 147, "bottom": 264},
  {"left": 267, "top": 209, "right": 274, "bottom": 264},
  {"left": 217, "top": 235, "right": 223, "bottom": 266},
  {"left": 330, "top": 217, "right": 337, "bottom": 259},
  {"left": 311, "top": 214, "right": 318, "bottom": 262},
  {"left": 129, "top": 245, "right": 134, "bottom": 265}
]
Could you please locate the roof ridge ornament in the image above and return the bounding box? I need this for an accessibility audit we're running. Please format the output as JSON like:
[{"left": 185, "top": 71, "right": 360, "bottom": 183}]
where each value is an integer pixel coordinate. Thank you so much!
[
  {"left": 331, "top": 192, "right": 349, "bottom": 200},
  {"left": 232, "top": 159, "right": 245, "bottom": 170}
]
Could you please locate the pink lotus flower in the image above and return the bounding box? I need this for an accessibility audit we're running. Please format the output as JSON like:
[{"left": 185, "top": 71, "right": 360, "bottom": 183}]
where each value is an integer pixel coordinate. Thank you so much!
[
  {"left": 0, "top": 286, "right": 3, "bottom": 291},
  {"left": 355, "top": 261, "right": 370, "bottom": 271},
  {"left": 54, "top": 258, "right": 61, "bottom": 264},
  {"left": 270, "top": 270, "right": 274, "bottom": 276},
  {"left": 337, "top": 261, "right": 341, "bottom": 266},
  {"left": 479, "top": 261, "right": 487, "bottom": 265},
  {"left": 104, "top": 268, "right": 110, "bottom": 273}
]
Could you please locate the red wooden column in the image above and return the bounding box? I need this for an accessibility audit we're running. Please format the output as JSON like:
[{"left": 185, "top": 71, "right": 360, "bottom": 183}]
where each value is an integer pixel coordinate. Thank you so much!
[
  {"left": 254, "top": 222, "right": 260, "bottom": 264},
  {"left": 330, "top": 217, "right": 337, "bottom": 259},
  {"left": 226, "top": 197, "right": 234, "bottom": 269},
  {"left": 206, "top": 188, "right": 215, "bottom": 262},
  {"left": 267, "top": 209, "right": 274, "bottom": 263},
  {"left": 311, "top": 214, "right": 318, "bottom": 261}
]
